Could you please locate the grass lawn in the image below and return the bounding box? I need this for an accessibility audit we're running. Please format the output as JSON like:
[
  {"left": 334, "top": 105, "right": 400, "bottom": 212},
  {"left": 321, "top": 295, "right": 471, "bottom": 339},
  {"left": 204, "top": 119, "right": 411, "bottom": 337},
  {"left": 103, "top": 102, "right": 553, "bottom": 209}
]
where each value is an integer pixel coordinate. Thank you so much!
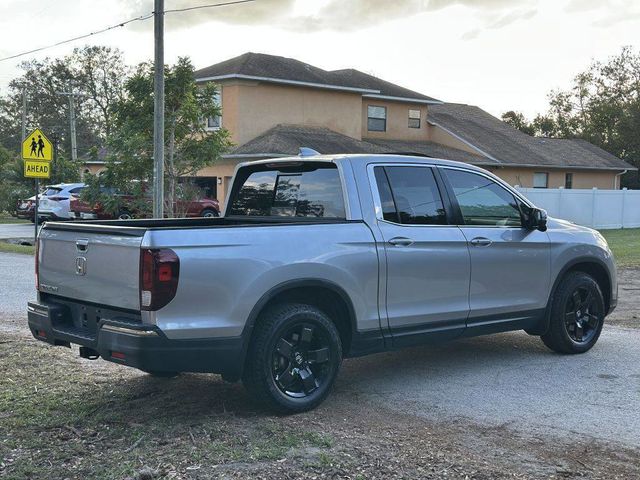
[
  {"left": 0, "top": 242, "right": 35, "bottom": 255},
  {"left": 0, "top": 216, "right": 29, "bottom": 224},
  {"left": 599, "top": 228, "right": 640, "bottom": 269}
]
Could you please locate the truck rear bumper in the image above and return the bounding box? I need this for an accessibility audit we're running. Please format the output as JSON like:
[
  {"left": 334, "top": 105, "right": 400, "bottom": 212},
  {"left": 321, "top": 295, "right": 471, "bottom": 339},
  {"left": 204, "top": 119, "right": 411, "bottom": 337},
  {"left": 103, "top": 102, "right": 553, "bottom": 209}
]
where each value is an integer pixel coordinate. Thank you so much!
[{"left": 27, "top": 300, "right": 243, "bottom": 378}]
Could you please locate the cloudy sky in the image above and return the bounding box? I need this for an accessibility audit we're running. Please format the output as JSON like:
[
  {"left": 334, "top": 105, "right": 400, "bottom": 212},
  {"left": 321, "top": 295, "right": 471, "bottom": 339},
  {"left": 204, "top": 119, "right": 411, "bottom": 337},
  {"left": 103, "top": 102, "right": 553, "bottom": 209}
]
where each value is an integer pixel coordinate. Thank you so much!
[{"left": 0, "top": 0, "right": 639, "bottom": 118}]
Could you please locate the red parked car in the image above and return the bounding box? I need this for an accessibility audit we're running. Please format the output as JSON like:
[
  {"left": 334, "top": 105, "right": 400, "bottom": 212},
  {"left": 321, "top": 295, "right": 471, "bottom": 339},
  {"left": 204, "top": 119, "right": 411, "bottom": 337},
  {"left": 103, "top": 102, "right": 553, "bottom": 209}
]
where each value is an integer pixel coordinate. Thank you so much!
[{"left": 70, "top": 189, "right": 220, "bottom": 220}]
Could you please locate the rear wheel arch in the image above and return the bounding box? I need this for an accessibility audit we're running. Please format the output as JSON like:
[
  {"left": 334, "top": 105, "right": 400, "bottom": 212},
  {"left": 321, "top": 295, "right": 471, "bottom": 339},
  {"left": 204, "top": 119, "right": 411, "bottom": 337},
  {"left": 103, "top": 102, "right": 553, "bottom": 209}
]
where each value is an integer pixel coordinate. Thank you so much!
[{"left": 239, "top": 280, "right": 356, "bottom": 372}]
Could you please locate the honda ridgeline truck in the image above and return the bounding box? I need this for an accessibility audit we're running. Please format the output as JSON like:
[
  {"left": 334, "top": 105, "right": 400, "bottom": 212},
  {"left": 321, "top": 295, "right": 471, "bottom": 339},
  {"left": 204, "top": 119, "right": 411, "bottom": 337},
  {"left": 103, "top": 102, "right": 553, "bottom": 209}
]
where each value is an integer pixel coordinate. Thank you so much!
[{"left": 28, "top": 153, "right": 617, "bottom": 412}]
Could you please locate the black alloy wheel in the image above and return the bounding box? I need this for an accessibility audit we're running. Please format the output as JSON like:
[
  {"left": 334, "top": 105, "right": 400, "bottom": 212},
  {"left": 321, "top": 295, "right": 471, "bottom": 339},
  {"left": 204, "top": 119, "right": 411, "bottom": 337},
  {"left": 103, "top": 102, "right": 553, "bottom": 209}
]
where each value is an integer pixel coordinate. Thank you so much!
[
  {"left": 272, "top": 323, "right": 331, "bottom": 398},
  {"left": 563, "top": 286, "right": 602, "bottom": 344},
  {"left": 242, "top": 303, "right": 342, "bottom": 413},
  {"left": 541, "top": 271, "right": 605, "bottom": 354}
]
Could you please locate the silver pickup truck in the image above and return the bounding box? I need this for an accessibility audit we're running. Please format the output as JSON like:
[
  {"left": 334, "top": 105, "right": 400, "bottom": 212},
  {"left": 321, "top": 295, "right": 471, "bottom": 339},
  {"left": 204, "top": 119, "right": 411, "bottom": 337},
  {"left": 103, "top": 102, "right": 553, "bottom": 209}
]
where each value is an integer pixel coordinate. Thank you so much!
[{"left": 28, "top": 154, "right": 617, "bottom": 412}]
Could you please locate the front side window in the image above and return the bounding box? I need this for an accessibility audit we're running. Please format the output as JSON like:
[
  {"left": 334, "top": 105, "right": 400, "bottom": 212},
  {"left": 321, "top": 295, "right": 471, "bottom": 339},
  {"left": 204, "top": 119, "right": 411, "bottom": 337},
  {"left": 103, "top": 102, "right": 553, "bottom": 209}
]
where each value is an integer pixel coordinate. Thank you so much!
[
  {"left": 374, "top": 166, "right": 447, "bottom": 225},
  {"left": 367, "top": 105, "right": 387, "bottom": 132},
  {"left": 408, "top": 109, "right": 421, "bottom": 128},
  {"left": 207, "top": 91, "right": 222, "bottom": 130},
  {"left": 533, "top": 172, "right": 548, "bottom": 188},
  {"left": 229, "top": 165, "right": 345, "bottom": 218},
  {"left": 443, "top": 168, "right": 522, "bottom": 227}
]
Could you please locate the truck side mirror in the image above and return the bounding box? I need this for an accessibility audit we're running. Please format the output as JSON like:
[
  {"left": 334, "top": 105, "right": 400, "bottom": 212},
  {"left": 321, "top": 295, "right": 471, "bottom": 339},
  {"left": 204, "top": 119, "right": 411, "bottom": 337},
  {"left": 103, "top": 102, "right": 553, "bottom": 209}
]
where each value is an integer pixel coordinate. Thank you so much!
[{"left": 525, "top": 207, "right": 547, "bottom": 232}]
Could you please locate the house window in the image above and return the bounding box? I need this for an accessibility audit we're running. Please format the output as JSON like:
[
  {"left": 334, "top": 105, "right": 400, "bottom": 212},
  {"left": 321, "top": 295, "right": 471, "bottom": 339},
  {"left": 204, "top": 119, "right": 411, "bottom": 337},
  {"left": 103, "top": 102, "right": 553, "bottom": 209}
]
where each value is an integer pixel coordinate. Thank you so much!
[
  {"left": 565, "top": 173, "right": 573, "bottom": 189},
  {"left": 367, "top": 105, "right": 386, "bottom": 132},
  {"left": 408, "top": 109, "right": 421, "bottom": 128},
  {"left": 533, "top": 172, "right": 548, "bottom": 188},
  {"left": 206, "top": 91, "right": 222, "bottom": 130}
]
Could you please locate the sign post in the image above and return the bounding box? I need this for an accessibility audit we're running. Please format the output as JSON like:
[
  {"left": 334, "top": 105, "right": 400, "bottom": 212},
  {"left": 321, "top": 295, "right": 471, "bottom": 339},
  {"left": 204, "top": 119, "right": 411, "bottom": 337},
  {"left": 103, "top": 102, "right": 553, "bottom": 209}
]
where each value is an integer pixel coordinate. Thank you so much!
[{"left": 22, "top": 128, "right": 53, "bottom": 239}]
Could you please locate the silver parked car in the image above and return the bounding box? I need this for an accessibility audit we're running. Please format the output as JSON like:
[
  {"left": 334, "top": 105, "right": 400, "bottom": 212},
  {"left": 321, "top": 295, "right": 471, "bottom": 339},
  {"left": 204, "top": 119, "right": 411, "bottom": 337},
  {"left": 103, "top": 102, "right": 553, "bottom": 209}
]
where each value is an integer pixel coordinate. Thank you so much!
[{"left": 28, "top": 154, "right": 617, "bottom": 412}]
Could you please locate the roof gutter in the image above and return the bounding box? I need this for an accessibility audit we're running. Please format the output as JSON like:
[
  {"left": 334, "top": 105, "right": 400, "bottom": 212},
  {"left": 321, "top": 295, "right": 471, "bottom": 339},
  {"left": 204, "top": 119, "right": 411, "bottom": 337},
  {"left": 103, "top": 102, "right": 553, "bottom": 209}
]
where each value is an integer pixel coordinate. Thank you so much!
[
  {"left": 195, "top": 74, "right": 380, "bottom": 94},
  {"left": 614, "top": 169, "right": 628, "bottom": 189},
  {"left": 362, "top": 94, "right": 443, "bottom": 105}
]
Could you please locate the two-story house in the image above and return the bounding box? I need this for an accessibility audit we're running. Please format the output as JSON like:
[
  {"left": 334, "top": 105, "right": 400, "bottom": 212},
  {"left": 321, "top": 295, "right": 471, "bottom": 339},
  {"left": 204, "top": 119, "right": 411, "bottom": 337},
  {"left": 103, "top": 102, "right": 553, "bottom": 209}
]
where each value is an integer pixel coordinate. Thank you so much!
[{"left": 188, "top": 52, "right": 634, "bottom": 203}]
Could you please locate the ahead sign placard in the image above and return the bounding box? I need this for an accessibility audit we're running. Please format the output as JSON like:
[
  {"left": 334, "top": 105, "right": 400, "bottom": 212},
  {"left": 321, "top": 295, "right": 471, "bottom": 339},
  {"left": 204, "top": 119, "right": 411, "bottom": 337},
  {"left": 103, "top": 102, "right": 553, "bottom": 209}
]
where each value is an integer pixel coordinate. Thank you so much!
[
  {"left": 22, "top": 128, "right": 53, "bottom": 161},
  {"left": 24, "top": 160, "right": 51, "bottom": 178}
]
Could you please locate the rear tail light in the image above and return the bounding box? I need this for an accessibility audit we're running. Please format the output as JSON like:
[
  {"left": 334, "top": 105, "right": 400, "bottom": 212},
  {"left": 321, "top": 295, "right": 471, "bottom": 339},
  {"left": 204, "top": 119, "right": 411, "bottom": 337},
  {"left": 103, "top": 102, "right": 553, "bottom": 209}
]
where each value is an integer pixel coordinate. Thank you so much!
[
  {"left": 139, "top": 248, "right": 180, "bottom": 311},
  {"left": 47, "top": 196, "right": 68, "bottom": 202}
]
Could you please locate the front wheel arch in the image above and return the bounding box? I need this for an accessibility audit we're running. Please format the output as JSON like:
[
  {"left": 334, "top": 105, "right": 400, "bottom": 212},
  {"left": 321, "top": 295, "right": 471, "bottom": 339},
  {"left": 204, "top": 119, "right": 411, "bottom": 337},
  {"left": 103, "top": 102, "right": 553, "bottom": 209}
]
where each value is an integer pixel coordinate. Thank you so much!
[{"left": 527, "top": 258, "right": 612, "bottom": 336}]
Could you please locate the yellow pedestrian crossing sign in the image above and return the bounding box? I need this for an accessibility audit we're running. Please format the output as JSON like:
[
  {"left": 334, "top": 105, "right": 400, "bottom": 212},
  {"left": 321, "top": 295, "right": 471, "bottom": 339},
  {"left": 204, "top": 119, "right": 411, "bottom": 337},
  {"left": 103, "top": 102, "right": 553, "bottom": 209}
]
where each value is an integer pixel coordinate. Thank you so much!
[
  {"left": 22, "top": 128, "right": 53, "bottom": 161},
  {"left": 24, "top": 160, "right": 51, "bottom": 178}
]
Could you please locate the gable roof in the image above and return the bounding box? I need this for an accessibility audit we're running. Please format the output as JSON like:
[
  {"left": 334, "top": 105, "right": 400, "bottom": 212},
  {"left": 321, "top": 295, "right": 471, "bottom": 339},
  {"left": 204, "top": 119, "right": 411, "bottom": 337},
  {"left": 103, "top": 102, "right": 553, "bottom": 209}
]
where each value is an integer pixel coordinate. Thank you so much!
[
  {"left": 195, "top": 52, "right": 441, "bottom": 104},
  {"left": 226, "top": 124, "right": 389, "bottom": 157},
  {"left": 429, "top": 103, "right": 635, "bottom": 170},
  {"left": 364, "top": 138, "right": 488, "bottom": 165}
]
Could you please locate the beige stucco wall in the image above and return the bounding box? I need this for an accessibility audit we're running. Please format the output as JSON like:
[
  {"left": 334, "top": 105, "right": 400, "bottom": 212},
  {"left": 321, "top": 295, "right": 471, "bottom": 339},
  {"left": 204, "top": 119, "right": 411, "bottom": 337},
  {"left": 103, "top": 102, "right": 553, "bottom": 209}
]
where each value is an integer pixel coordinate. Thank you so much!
[
  {"left": 427, "top": 123, "right": 482, "bottom": 155},
  {"left": 362, "top": 100, "right": 430, "bottom": 141},
  {"left": 218, "top": 81, "right": 363, "bottom": 145},
  {"left": 196, "top": 158, "right": 242, "bottom": 206},
  {"left": 485, "top": 166, "right": 620, "bottom": 189}
]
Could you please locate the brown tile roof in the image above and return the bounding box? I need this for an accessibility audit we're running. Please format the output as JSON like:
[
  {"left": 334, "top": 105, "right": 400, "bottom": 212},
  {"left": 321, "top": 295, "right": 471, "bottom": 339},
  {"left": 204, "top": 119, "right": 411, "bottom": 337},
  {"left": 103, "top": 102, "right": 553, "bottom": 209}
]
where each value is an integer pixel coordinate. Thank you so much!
[
  {"left": 195, "top": 52, "right": 440, "bottom": 103},
  {"left": 429, "top": 103, "right": 635, "bottom": 170},
  {"left": 227, "top": 124, "right": 389, "bottom": 157}
]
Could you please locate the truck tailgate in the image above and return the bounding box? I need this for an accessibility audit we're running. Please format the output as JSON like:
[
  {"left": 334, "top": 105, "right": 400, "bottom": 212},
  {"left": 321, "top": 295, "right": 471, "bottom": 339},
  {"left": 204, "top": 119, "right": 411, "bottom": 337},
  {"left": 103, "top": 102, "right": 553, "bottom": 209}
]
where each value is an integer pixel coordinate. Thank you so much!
[{"left": 38, "top": 224, "right": 144, "bottom": 310}]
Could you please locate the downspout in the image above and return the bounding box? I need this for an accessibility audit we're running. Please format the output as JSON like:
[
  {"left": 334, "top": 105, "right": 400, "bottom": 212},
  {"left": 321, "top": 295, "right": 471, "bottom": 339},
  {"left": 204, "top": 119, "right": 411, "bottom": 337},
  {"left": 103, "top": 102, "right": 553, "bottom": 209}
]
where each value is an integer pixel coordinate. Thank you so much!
[{"left": 614, "top": 169, "right": 628, "bottom": 189}]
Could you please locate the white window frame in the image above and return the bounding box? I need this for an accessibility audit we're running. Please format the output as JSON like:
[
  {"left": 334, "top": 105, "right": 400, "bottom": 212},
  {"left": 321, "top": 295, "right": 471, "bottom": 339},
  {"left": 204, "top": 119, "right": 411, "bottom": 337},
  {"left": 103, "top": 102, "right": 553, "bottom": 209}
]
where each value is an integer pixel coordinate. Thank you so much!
[
  {"left": 533, "top": 172, "right": 549, "bottom": 189},
  {"left": 206, "top": 89, "right": 222, "bottom": 131},
  {"left": 367, "top": 105, "right": 387, "bottom": 132},
  {"left": 408, "top": 109, "right": 421, "bottom": 129}
]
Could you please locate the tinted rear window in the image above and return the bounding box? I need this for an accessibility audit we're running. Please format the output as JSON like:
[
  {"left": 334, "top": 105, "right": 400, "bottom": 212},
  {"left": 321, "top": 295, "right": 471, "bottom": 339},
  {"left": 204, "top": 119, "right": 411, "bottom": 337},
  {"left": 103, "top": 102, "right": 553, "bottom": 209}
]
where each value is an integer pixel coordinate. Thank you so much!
[
  {"left": 43, "top": 187, "right": 62, "bottom": 196},
  {"left": 229, "top": 165, "right": 345, "bottom": 218}
]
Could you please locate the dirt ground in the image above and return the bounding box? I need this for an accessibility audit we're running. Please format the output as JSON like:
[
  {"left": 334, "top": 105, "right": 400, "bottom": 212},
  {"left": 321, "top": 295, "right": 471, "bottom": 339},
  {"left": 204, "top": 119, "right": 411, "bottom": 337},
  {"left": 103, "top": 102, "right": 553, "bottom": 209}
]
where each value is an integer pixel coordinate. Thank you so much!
[
  {"left": 607, "top": 268, "right": 640, "bottom": 328},
  {"left": 1, "top": 269, "right": 638, "bottom": 479}
]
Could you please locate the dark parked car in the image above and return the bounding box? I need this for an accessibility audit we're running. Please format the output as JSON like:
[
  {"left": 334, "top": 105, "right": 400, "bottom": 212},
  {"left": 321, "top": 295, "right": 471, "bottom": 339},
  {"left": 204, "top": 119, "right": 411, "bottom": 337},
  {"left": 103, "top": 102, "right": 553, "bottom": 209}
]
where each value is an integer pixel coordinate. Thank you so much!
[{"left": 69, "top": 188, "right": 220, "bottom": 220}]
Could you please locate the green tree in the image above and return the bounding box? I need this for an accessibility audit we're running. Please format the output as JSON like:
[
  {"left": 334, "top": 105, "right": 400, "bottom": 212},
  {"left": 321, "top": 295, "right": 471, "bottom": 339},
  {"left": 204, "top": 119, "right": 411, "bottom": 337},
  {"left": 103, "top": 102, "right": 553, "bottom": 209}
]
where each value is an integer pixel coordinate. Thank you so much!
[
  {"left": 107, "top": 57, "right": 232, "bottom": 216},
  {"left": 503, "top": 47, "right": 640, "bottom": 188},
  {"left": 0, "top": 46, "right": 128, "bottom": 171},
  {"left": 501, "top": 111, "right": 535, "bottom": 135}
]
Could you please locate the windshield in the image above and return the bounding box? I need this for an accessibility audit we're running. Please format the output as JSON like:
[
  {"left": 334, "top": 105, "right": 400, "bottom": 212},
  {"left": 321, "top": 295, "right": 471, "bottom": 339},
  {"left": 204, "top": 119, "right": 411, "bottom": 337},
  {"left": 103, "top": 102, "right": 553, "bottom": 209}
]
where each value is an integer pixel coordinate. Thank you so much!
[{"left": 229, "top": 164, "right": 345, "bottom": 219}]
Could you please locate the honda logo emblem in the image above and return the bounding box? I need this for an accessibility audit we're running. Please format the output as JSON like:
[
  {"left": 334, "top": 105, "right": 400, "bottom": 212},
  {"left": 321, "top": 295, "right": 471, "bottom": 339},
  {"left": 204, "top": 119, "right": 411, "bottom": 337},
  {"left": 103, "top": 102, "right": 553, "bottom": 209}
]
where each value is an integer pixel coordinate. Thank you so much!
[{"left": 75, "top": 256, "right": 87, "bottom": 276}]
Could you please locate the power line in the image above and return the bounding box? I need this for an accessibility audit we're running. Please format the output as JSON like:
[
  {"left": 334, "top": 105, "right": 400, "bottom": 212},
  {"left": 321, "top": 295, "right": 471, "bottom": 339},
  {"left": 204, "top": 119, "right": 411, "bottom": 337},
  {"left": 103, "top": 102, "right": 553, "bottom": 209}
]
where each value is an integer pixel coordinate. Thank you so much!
[
  {"left": 0, "top": 0, "right": 258, "bottom": 64},
  {"left": 165, "top": 0, "right": 257, "bottom": 14},
  {"left": 0, "top": 12, "right": 154, "bottom": 63}
]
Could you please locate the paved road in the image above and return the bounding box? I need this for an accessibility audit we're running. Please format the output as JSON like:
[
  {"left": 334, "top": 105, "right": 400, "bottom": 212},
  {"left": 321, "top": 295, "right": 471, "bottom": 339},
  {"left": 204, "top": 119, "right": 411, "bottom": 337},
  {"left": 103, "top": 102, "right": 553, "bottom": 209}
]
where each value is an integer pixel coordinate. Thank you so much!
[
  {"left": 0, "top": 222, "right": 36, "bottom": 240},
  {"left": 1, "top": 251, "right": 638, "bottom": 450}
]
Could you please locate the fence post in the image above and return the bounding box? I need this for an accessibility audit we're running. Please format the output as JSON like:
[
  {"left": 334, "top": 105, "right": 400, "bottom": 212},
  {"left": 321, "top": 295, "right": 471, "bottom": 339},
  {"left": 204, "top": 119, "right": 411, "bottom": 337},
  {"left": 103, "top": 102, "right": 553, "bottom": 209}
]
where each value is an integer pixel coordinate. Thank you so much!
[
  {"left": 621, "top": 188, "right": 628, "bottom": 228},
  {"left": 590, "top": 187, "right": 597, "bottom": 228},
  {"left": 557, "top": 187, "right": 563, "bottom": 219}
]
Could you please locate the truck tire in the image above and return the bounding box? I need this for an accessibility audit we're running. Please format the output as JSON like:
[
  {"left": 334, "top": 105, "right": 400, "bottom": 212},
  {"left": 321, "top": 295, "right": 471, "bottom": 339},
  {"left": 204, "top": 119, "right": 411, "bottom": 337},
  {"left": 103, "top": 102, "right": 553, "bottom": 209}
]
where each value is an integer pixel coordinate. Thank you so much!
[
  {"left": 541, "top": 272, "right": 605, "bottom": 354},
  {"left": 117, "top": 210, "right": 133, "bottom": 220},
  {"left": 242, "top": 303, "right": 342, "bottom": 413}
]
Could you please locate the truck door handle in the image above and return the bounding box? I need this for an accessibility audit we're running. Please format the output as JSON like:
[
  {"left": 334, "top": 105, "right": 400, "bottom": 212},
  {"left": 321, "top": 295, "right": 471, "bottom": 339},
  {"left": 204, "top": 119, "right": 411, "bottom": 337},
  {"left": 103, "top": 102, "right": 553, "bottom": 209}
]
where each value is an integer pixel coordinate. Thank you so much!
[
  {"left": 470, "top": 237, "right": 492, "bottom": 247},
  {"left": 388, "top": 237, "right": 414, "bottom": 247}
]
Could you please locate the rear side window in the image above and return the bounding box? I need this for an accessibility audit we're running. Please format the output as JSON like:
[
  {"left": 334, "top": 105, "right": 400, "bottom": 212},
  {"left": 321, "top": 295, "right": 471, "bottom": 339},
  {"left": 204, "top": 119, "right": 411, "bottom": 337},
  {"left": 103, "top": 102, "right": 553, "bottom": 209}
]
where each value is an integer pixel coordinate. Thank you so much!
[
  {"left": 229, "top": 165, "right": 346, "bottom": 218},
  {"left": 43, "top": 187, "right": 62, "bottom": 196},
  {"left": 373, "top": 166, "right": 447, "bottom": 225},
  {"left": 443, "top": 168, "right": 522, "bottom": 227}
]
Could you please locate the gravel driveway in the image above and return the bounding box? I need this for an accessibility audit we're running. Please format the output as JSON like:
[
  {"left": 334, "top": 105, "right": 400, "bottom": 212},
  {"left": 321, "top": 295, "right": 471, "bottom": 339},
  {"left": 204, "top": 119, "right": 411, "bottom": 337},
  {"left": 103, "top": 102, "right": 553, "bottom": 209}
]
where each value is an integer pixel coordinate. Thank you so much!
[{"left": 1, "top": 251, "right": 639, "bottom": 477}]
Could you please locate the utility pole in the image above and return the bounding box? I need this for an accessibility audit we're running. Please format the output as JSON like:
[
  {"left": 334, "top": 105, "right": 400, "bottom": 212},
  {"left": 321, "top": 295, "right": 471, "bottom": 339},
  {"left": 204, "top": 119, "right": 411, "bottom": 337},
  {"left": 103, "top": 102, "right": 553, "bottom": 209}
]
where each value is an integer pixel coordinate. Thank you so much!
[
  {"left": 21, "top": 89, "right": 27, "bottom": 140},
  {"left": 57, "top": 84, "right": 80, "bottom": 163},
  {"left": 22, "top": 90, "right": 38, "bottom": 239},
  {"left": 153, "top": 0, "right": 165, "bottom": 218}
]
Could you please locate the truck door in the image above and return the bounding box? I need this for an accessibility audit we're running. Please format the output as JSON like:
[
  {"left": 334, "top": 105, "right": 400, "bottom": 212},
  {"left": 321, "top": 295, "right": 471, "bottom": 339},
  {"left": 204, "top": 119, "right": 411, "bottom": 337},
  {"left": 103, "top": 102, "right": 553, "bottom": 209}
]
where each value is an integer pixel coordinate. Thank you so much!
[
  {"left": 439, "top": 167, "right": 551, "bottom": 331},
  {"left": 370, "top": 164, "right": 471, "bottom": 347}
]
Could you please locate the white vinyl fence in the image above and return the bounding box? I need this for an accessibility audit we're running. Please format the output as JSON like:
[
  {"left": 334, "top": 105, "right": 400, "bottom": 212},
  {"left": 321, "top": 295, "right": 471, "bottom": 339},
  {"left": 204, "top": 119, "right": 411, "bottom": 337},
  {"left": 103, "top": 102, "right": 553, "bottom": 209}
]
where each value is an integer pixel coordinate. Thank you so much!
[{"left": 515, "top": 187, "right": 640, "bottom": 229}]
